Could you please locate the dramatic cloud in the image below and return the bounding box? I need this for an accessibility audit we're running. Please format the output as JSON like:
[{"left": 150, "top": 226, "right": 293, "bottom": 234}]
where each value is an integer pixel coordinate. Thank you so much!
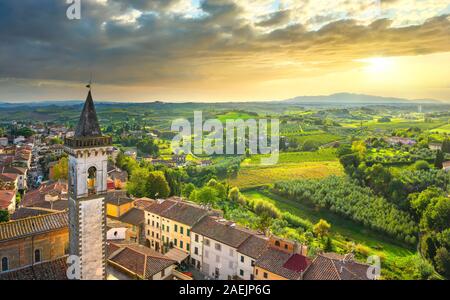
[{"left": 0, "top": 0, "right": 449, "bottom": 101}]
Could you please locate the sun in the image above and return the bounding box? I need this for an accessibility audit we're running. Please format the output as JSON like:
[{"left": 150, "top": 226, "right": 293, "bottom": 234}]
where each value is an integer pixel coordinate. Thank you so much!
[{"left": 357, "top": 57, "right": 395, "bottom": 73}]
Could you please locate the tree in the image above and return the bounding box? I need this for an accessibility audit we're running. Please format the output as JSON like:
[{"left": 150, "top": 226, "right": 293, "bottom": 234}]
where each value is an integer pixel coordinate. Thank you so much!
[
  {"left": 324, "top": 236, "right": 333, "bottom": 252},
  {"left": 434, "top": 247, "right": 450, "bottom": 277},
  {"left": 413, "top": 160, "right": 431, "bottom": 171},
  {"left": 191, "top": 186, "right": 219, "bottom": 205},
  {"left": 0, "top": 210, "right": 9, "bottom": 223},
  {"left": 127, "top": 167, "right": 150, "bottom": 197},
  {"left": 257, "top": 213, "right": 273, "bottom": 236},
  {"left": 228, "top": 187, "right": 241, "bottom": 202},
  {"left": 421, "top": 196, "right": 450, "bottom": 232},
  {"left": 313, "top": 219, "right": 331, "bottom": 238},
  {"left": 147, "top": 171, "right": 170, "bottom": 199},
  {"left": 434, "top": 150, "right": 444, "bottom": 169},
  {"left": 181, "top": 183, "right": 196, "bottom": 198},
  {"left": 442, "top": 138, "right": 450, "bottom": 153},
  {"left": 254, "top": 201, "right": 280, "bottom": 219},
  {"left": 52, "top": 157, "right": 69, "bottom": 180},
  {"left": 351, "top": 140, "right": 367, "bottom": 159}
]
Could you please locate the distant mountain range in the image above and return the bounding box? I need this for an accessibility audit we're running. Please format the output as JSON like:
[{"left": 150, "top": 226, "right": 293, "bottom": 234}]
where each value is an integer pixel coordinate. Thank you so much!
[
  {"left": 283, "top": 93, "right": 443, "bottom": 104},
  {"left": 0, "top": 93, "right": 446, "bottom": 107}
]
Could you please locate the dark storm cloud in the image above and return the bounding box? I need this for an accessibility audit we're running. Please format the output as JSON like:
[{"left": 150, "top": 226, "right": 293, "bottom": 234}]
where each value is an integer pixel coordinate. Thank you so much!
[{"left": 0, "top": 0, "right": 449, "bottom": 87}]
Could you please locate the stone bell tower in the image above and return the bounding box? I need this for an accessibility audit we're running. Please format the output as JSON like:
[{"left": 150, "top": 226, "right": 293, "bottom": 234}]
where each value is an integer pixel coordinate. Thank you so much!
[{"left": 64, "top": 89, "right": 112, "bottom": 280}]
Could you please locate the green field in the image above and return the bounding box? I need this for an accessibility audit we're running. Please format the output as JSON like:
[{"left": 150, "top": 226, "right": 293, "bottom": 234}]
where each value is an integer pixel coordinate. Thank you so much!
[
  {"left": 243, "top": 189, "right": 416, "bottom": 279},
  {"left": 363, "top": 119, "right": 446, "bottom": 131},
  {"left": 242, "top": 149, "right": 338, "bottom": 166},
  {"left": 430, "top": 123, "right": 450, "bottom": 134},
  {"left": 216, "top": 111, "right": 255, "bottom": 122},
  {"left": 228, "top": 161, "right": 343, "bottom": 189}
]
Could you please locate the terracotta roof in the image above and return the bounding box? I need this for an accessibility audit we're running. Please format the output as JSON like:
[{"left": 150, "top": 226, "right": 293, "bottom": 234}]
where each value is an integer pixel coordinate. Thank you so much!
[
  {"left": 255, "top": 247, "right": 308, "bottom": 280},
  {"left": 238, "top": 234, "right": 269, "bottom": 259},
  {"left": 105, "top": 190, "right": 133, "bottom": 205},
  {"left": 0, "top": 211, "right": 68, "bottom": 242},
  {"left": 160, "top": 202, "right": 209, "bottom": 226},
  {"left": 10, "top": 207, "right": 55, "bottom": 220},
  {"left": 119, "top": 208, "right": 144, "bottom": 225},
  {"left": 303, "top": 253, "right": 371, "bottom": 280},
  {"left": 0, "top": 257, "right": 69, "bottom": 280},
  {"left": 0, "top": 166, "right": 27, "bottom": 175},
  {"left": 22, "top": 181, "right": 68, "bottom": 207},
  {"left": 0, "top": 190, "right": 15, "bottom": 210},
  {"left": 192, "top": 216, "right": 252, "bottom": 248},
  {"left": 134, "top": 198, "right": 155, "bottom": 210},
  {"left": 108, "top": 243, "right": 176, "bottom": 279},
  {"left": 0, "top": 173, "right": 18, "bottom": 182},
  {"left": 144, "top": 199, "right": 178, "bottom": 215}
]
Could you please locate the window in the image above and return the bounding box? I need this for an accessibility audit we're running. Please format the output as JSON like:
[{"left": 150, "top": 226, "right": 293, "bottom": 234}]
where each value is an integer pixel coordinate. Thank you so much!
[
  {"left": 1, "top": 257, "right": 8, "bottom": 272},
  {"left": 195, "top": 234, "right": 199, "bottom": 242},
  {"left": 240, "top": 269, "right": 244, "bottom": 277},
  {"left": 162, "top": 235, "right": 165, "bottom": 242},
  {"left": 251, "top": 260, "right": 255, "bottom": 267},
  {"left": 147, "top": 220, "right": 150, "bottom": 225},
  {"left": 240, "top": 256, "right": 244, "bottom": 263},
  {"left": 263, "top": 272, "right": 268, "bottom": 279},
  {"left": 156, "top": 222, "right": 159, "bottom": 228},
  {"left": 147, "top": 230, "right": 150, "bottom": 235},
  {"left": 162, "top": 224, "right": 165, "bottom": 230},
  {"left": 215, "top": 243, "right": 221, "bottom": 251},
  {"left": 284, "top": 244, "right": 288, "bottom": 250},
  {"left": 156, "top": 233, "right": 159, "bottom": 239},
  {"left": 152, "top": 231, "right": 154, "bottom": 237},
  {"left": 180, "top": 241, "right": 184, "bottom": 249},
  {"left": 205, "top": 239, "right": 210, "bottom": 246},
  {"left": 174, "top": 224, "right": 178, "bottom": 232},
  {"left": 186, "top": 243, "right": 190, "bottom": 252},
  {"left": 167, "top": 226, "right": 169, "bottom": 233},
  {"left": 34, "top": 249, "right": 41, "bottom": 263},
  {"left": 180, "top": 227, "right": 184, "bottom": 235},
  {"left": 187, "top": 229, "right": 190, "bottom": 236},
  {"left": 174, "top": 239, "right": 178, "bottom": 246},
  {"left": 152, "top": 221, "right": 155, "bottom": 227},
  {"left": 255, "top": 269, "right": 258, "bottom": 275},
  {"left": 194, "top": 247, "right": 199, "bottom": 255},
  {"left": 275, "top": 240, "right": 280, "bottom": 247}
]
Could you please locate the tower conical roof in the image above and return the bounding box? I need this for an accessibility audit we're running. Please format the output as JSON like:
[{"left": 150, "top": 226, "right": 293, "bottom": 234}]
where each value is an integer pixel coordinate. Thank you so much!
[{"left": 75, "top": 90, "right": 102, "bottom": 137}]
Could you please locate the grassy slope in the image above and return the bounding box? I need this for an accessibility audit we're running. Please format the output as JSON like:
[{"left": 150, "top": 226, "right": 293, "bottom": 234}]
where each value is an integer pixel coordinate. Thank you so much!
[{"left": 243, "top": 189, "right": 416, "bottom": 279}]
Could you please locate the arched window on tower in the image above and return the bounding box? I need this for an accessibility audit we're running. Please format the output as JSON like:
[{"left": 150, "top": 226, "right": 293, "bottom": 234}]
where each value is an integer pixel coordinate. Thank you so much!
[
  {"left": 87, "top": 166, "right": 97, "bottom": 195},
  {"left": 34, "top": 249, "right": 41, "bottom": 263}
]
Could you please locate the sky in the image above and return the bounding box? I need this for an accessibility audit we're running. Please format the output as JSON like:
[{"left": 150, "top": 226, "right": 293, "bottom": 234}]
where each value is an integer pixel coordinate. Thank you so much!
[{"left": 0, "top": 0, "right": 449, "bottom": 102}]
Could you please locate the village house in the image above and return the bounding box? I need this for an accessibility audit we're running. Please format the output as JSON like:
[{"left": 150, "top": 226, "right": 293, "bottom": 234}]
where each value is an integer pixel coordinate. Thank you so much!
[
  {"left": 236, "top": 234, "right": 269, "bottom": 280},
  {"left": 106, "top": 243, "right": 184, "bottom": 280},
  {"left": 190, "top": 216, "right": 253, "bottom": 280},
  {"left": 429, "top": 143, "right": 442, "bottom": 151},
  {"left": 158, "top": 201, "right": 213, "bottom": 263},
  {"left": 0, "top": 212, "right": 69, "bottom": 273},
  {"left": 443, "top": 161, "right": 450, "bottom": 172}
]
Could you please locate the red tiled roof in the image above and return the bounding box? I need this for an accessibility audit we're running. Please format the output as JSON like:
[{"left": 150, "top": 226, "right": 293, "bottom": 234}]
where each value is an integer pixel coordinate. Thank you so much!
[
  {"left": 255, "top": 247, "right": 308, "bottom": 280},
  {"left": 283, "top": 253, "right": 310, "bottom": 273},
  {"left": 0, "top": 211, "right": 68, "bottom": 242},
  {"left": 0, "top": 173, "right": 18, "bottom": 182},
  {"left": 303, "top": 253, "right": 371, "bottom": 280},
  {"left": 108, "top": 243, "right": 176, "bottom": 279},
  {"left": 0, "top": 257, "right": 68, "bottom": 280},
  {"left": 0, "top": 190, "right": 15, "bottom": 210}
]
